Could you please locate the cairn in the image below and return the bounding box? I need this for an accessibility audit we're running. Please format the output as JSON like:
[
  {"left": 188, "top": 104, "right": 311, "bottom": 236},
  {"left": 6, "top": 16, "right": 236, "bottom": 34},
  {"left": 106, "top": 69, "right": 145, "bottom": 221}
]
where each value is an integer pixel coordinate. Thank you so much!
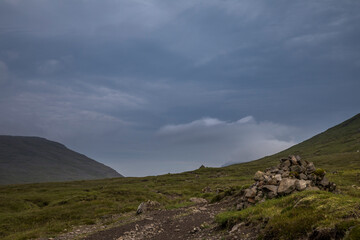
[{"left": 236, "top": 155, "right": 336, "bottom": 210}]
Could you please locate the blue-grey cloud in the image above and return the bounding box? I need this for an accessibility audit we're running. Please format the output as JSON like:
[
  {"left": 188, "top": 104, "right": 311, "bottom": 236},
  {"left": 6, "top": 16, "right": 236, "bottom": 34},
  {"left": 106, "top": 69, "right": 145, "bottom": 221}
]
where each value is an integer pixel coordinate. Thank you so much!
[{"left": 0, "top": 0, "right": 359, "bottom": 176}]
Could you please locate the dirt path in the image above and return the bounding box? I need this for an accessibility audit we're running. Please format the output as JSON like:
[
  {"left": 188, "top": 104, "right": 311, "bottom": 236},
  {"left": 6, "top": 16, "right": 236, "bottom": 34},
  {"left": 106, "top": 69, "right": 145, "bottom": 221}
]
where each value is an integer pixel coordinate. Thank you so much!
[
  {"left": 81, "top": 198, "right": 261, "bottom": 240},
  {"left": 83, "top": 202, "right": 231, "bottom": 240}
]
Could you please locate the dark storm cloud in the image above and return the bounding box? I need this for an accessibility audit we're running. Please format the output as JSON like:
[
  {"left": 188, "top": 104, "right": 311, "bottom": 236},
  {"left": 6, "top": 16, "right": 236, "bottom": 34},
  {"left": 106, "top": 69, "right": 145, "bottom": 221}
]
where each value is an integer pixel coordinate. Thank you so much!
[{"left": 0, "top": 0, "right": 359, "bottom": 176}]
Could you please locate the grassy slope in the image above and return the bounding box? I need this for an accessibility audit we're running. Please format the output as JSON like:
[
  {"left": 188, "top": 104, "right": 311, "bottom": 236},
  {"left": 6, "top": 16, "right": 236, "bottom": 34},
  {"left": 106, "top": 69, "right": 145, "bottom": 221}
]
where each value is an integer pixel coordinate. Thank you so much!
[{"left": 0, "top": 113, "right": 359, "bottom": 240}]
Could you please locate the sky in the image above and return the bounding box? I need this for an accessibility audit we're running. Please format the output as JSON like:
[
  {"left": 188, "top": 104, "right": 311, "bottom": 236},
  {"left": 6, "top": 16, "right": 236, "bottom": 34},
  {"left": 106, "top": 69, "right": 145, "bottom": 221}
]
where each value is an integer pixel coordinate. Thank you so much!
[{"left": 0, "top": 0, "right": 359, "bottom": 176}]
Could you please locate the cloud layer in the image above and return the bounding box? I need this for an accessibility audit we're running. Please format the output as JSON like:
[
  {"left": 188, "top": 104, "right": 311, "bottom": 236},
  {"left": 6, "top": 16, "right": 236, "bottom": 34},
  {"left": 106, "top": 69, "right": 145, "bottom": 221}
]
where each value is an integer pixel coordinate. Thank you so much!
[{"left": 0, "top": 0, "right": 359, "bottom": 176}]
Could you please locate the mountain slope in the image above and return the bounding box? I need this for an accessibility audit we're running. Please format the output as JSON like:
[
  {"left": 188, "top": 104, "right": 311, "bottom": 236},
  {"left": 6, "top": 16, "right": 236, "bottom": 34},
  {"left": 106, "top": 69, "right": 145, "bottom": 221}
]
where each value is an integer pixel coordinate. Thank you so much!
[
  {"left": 224, "top": 113, "right": 360, "bottom": 173},
  {"left": 0, "top": 136, "right": 122, "bottom": 184}
]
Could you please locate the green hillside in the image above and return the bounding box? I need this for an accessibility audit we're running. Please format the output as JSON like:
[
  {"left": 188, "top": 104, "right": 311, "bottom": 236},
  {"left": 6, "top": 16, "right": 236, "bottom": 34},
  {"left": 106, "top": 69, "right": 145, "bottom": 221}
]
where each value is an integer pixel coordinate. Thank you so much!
[
  {"left": 0, "top": 113, "right": 359, "bottom": 240},
  {"left": 225, "top": 113, "right": 360, "bottom": 174}
]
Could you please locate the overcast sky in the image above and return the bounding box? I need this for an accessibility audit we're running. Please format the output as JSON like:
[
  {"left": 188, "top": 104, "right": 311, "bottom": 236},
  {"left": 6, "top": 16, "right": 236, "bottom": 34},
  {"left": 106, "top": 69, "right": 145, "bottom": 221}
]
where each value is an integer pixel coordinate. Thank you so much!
[{"left": 0, "top": 0, "right": 359, "bottom": 176}]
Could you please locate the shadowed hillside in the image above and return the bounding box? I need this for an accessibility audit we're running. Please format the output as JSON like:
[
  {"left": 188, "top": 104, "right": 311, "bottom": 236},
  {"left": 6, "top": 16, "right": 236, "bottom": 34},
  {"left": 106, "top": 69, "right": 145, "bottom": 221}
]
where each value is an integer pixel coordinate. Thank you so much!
[{"left": 0, "top": 136, "right": 122, "bottom": 184}]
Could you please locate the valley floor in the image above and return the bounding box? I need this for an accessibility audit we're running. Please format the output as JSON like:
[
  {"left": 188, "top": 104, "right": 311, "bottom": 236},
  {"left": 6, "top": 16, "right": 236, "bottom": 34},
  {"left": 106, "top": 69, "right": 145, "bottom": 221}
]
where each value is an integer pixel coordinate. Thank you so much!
[{"left": 45, "top": 199, "right": 257, "bottom": 240}]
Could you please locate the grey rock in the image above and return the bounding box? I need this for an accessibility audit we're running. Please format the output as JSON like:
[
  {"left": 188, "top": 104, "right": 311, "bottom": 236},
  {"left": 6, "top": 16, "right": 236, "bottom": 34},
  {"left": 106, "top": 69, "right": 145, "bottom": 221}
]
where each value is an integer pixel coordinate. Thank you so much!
[
  {"left": 319, "top": 177, "right": 330, "bottom": 187},
  {"left": 290, "top": 155, "right": 298, "bottom": 165},
  {"left": 254, "top": 171, "right": 265, "bottom": 181},
  {"left": 236, "top": 203, "right": 245, "bottom": 210},
  {"left": 299, "top": 173, "right": 307, "bottom": 180},
  {"left": 274, "top": 174, "right": 282, "bottom": 182},
  {"left": 296, "top": 180, "right": 308, "bottom": 191},
  {"left": 299, "top": 159, "right": 308, "bottom": 167},
  {"left": 282, "top": 160, "right": 291, "bottom": 168},
  {"left": 281, "top": 171, "right": 290, "bottom": 178},
  {"left": 136, "top": 202, "right": 145, "bottom": 214},
  {"left": 307, "top": 163, "right": 316, "bottom": 173},
  {"left": 244, "top": 188, "right": 257, "bottom": 198},
  {"left": 262, "top": 185, "right": 278, "bottom": 194},
  {"left": 136, "top": 200, "right": 161, "bottom": 214},
  {"left": 267, "top": 177, "right": 278, "bottom": 185},
  {"left": 290, "top": 165, "right": 303, "bottom": 173},
  {"left": 278, "top": 178, "right": 297, "bottom": 195}
]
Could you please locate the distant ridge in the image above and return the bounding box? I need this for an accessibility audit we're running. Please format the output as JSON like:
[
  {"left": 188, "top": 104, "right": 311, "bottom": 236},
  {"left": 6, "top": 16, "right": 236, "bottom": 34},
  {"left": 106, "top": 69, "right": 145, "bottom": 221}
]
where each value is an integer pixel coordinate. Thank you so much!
[{"left": 0, "top": 136, "right": 123, "bottom": 185}]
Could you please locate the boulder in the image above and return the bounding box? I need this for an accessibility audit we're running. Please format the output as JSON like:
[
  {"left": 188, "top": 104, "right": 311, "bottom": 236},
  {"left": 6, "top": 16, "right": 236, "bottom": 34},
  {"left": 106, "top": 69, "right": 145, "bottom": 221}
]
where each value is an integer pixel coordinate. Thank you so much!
[{"left": 278, "top": 178, "right": 297, "bottom": 195}]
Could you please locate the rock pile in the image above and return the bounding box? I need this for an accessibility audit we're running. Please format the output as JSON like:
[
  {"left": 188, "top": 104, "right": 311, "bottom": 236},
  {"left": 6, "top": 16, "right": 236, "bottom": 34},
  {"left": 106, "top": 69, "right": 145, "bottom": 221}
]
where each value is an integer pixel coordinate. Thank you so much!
[{"left": 236, "top": 155, "right": 337, "bottom": 210}]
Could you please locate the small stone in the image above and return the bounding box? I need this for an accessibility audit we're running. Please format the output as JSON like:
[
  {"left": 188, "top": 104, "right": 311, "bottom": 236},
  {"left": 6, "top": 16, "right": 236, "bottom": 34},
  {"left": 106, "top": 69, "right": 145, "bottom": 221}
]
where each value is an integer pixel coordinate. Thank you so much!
[
  {"left": 189, "top": 227, "right": 200, "bottom": 233},
  {"left": 299, "top": 173, "right": 307, "bottom": 180},
  {"left": 299, "top": 159, "right": 308, "bottom": 167},
  {"left": 281, "top": 171, "right": 290, "bottom": 178},
  {"left": 236, "top": 203, "right": 245, "bottom": 210},
  {"left": 247, "top": 198, "right": 256, "bottom": 204},
  {"left": 282, "top": 160, "right": 291, "bottom": 168},
  {"left": 254, "top": 171, "right": 265, "bottom": 181},
  {"left": 202, "top": 186, "right": 212, "bottom": 193},
  {"left": 319, "top": 177, "right": 330, "bottom": 187},
  {"left": 189, "top": 197, "right": 208, "bottom": 204},
  {"left": 267, "top": 178, "right": 278, "bottom": 185},
  {"left": 244, "top": 188, "right": 257, "bottom": 198},
  {"left": 307, "top": 163, "right": 316, "bottom": 173},
  {"left": 274, "top": 174, "right": 282, "bottom": 182},
  {"left": 290, "top": 165, "right": 302, "bottom": 173},
  {"left": 290, "top": 155, "right": 298, "bottom": 165},
  {"left": 230, "top": 222, "right": 245, "bottom": 233}
]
